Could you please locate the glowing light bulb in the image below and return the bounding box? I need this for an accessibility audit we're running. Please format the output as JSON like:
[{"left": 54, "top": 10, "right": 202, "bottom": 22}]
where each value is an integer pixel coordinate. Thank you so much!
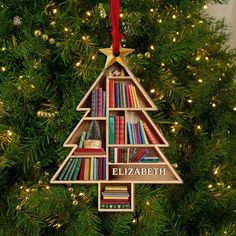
[
  {"left": 187, "top": 99, "right": 193, "bottom": 103},
  {"left": 195, "top": 56, "right": 201, "bottom": 61},
  {"left": 7, "top": 130, "right": 13, "bottom": 136},
  {"left": 172, "top": 80, "right": 175, "bottom": 84},
  {"left": 150, "top": 89, "right": 155, "bottom": 94},
  {"left": 150, "top": 45, "right": 155, "bottom": 50},
  {"left": 158, "top": 19, "right": 162, "bottom": 23},
  {"left": 172, "top": 37, "right": 176, "bottom": 42},
  {"left": 2, "top": 47, "right": 6, "bottom": 51},
  {"left": 132, "top": 219, "right": 136, "bottom": 223},
  {"left": 198, "top": 79, "right": 203, "bottom": 83},
  {"left": 196, "top": 125, "right": 202, "bottom": 130},
  {"left": 64, "top": 27, "right": 69, "bottom": 32},
  {"left": 86, "top": 11, "right": 91, "bottom": 16},
  {"left": 214, "top": 169, "right": 218, "bottom": 175},
  {"left": 227, "top": 186, "right": 231, "bottom": 189},
  {"left": 171, "top": 127, "right": 176, "bottom": 133},
  {"left": 79, "top": 192, "right": 84, "bottom": 196},
  {"left": 52, "top": 8, "right": 58, "bottom": 14},
  {"left": 161, "top": 62, "right": 165, "bottom": 66},
  {"left": 120, "top": 13, "right": 124, "bottom": 18},
  {"left": 212, "top": 103, "right": 216, "bottom": 107},
  {"left": 91, "top": 55, "right": 96, "bottom": 60},
  {"left": 199, "top": 20, "right": 203, "bottom": 24},
  {"left": 208, "top": 184, "right": 212, "bottom": 188},
  {"left": 174, "top": 122, "right": 179, "bottom": 126},
  {"left": 205, "top": 56, "right": 209, "bottom": 61},
  {"left": 203, "top": 5, "right": 208, "bottom": 10},
  {"left": 150, "top": 8, "right": 154, "bottom": 12},
  {"left": 233, "top": 106, "right": 236, "bottom": 111},
  {"left": 1, "top": 67, "right": 6, "bottom": 72},
  {"left": 172, "top": 14, "right": 176, "bottom": 19},
  {"left": 146, "top": 201, "right": 150, "bottom": 206}
]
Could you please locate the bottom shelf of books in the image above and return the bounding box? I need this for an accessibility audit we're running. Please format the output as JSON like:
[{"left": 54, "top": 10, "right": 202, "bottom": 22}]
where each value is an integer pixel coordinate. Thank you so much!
[
  {"left": 52, "top": 157, "right": 107, "bottom": 183},
  {"left": 98, "top": 183, "right": 134, "bottom": 212}
]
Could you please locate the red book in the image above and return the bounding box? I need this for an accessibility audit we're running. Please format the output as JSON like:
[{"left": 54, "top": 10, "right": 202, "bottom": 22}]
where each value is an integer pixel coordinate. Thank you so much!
[
  {"left": 98, "top": 158, "right": 103, "bottom": 180},
  {"left": 125, "top": 85, "right": 130, "bottom": 107},
  {"left": 128, "top": 85, "right": 134, "bottom": 107},
  {"left": 133, "top": 123, "right": 138, "bottom": 144},
  {"left": 74, "top": 148, "right": 105, "bottom": 155},
  {"left": 109, "top": 80, "right": 115, "bottom": 108},
  {"left": 101, "top": 199, "right": 130, "bottom": 204},
  {"left": 79, "top": 158, "right": 86, "bottom": 180},
  {"left": 115, "top": 116, "right": 120, "bottom": 144},
  {"left": 143, "top": 123, "right": 157, "bottom": 144},
  {"left": 133, "top": 149, "right": 146, "bottom": 162},
  {"left": 98, "top": 88, "right": 103, "bottom": 117},
  {"left": 134, "top": 123, "right": 140, "bottom": 144},
  {"left": 119, "top": 116, "right": 124, "bottom": 144}
]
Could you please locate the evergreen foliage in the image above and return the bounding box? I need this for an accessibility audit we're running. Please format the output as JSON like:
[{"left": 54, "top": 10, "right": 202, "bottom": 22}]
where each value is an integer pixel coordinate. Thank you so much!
[{"left": 0, "top": 0, "right": 236, "bottom": 235}]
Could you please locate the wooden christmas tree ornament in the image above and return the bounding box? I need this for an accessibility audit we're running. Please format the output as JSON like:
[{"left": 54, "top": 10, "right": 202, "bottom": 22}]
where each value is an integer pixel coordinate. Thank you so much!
[{"left": 50, "top": 45, "right": 183, "bottom": 212}]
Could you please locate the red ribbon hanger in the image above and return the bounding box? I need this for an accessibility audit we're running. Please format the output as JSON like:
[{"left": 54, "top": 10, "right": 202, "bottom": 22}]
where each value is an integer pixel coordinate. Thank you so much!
[{"left": 110, "top": 0, "right": 123, "bottom": 56}]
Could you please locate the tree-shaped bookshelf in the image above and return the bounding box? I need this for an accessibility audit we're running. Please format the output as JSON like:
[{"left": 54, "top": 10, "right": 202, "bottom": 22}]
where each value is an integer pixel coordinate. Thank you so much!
[{"left": 50, "top": 46, "right": 183, "bottom": 212}]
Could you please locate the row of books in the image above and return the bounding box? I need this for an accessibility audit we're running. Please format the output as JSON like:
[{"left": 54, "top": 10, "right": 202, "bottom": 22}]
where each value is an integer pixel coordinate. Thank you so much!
[
  {"left": 101, "top": 185, "right": 130, "bottom": 209},
  {"left": 91, "top": 88, "right": 106, "bottom": 117},
  {"left": 109, "top": 147, "right": 160, "bottom": 163},
  {"left": 127, "top": 120, "right": 157, "bottom": 144},
  {"left": 109, "top": 116, "right": 125, "bottom": 144},
  {"left": 58, "top": 158, "right": 106, "bottom": 181},
  {"left": 109, "top": 80, "right": 140, "bottom": 108}
]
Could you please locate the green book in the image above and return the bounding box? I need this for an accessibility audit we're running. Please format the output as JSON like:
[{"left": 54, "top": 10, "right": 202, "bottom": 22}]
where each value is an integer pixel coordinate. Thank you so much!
[
  {"left": 139, "top": 120, "right": 149, "bottom": 144},
  {"left": 122, "top": 82, "right": 126, "bottom": 108},
  {"left": 64, "top": 159, "right": 76, "bottom": 180},
  {"left": 109, "top": 116, "right": 115, "bottom": 144},
  {"left": 72, "top": 158, "right": 82, "bottom": 180},
  {"left": 58, "top": 159, "right": 73, "bottom": 180},
  {"left": 79, "top": 132, "right": 87, "bottom": 148},
  {"left": 68, "top": 159, "right": 78, "bottom": 180}
]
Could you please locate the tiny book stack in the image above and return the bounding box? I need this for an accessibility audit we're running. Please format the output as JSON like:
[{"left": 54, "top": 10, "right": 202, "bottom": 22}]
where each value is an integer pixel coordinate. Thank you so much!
[
  {"left": 91, "top": 87, "right": 106, "bottom": 117},
  {"left": 109, "top": 116, "right": 125, "bottom": 144},
  {"left": 127, "top": 120, "right": 157, "bottom": 144},
  {"left": 109, "top": 80, "right": 139, "bottom": 108},
  {"left": 101, "top": 185, "right": 130, "bottom": 209},
  {"left": 58, "top": 158, "right": 106, "bottom": 181}
]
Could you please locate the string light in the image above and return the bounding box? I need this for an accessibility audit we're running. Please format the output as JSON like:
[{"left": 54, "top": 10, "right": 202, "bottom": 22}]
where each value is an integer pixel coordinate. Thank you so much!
[
  {"left": 7, "top": 130, "right": 13, "bottom": 136},
  {"left": 187, "top": 14, "right": 191, "bottom": 18},
  {"left": 45, "top": 185, "right": 50, "bottom": 190},
  {"left": 172, "top": 80, "right": 176, "bottom": 84},
  {"left": 146, "top": 201, "right": 150, "bottom": 206},
  {"left": 208, "top": 184, "right": 213, "bottom": 188},
  {"left": 227, "top": 185, "right": 231, "bottom": 189},
  {"left": 158, "top": 19, "right": 162, "bottom": 23},
  {"left": 91, "top": 55, "right": 96, "bottom": 60},
  {"left": 233, "top": 106, "right": 236, "bottom": 111},
  {"left": 199, "top": 20, "right": 203, "bottom": 24},
  {"left": 171, "top": 127, "right": 176, "bottom": 133},
  {"left": 1, "top": 47, "right": 6, "bottom": 51},
  {"left": 64, "top": 27, "right": 69, "bottom": 32},
  {"left": 72, "top": 200, "right": 78, "bottom": 206},
  {"left": 120, "top": 13, "right": 124, "bottom": 18},
  {"left": 1, "top": 67, "right": 6, "bottom": 72},
  {"left": 213, "top": 169, "right": 218, "bottom": 175},
  {"left": 86, "top": 11, "right": 91, "bottom": 16},
  {"left": 150, "top": 89, "right": 155, "bottom": 94},
  {"left": 172, "top": 37, "right": 176, "bottom": 42},
  {"left": 150, "top": 8, "right": 154, "bottom": 12},
  {"left": 196, "top": 125, "right": 202, "bottom": 130},
  {"left": 191, "top": 24, "right": 195, "bottom": 28},
  {"left": 187, "top": 99, "right": 193, "bottom": 103},
  {"left": 132, "top": 219, "right": 136, "bottom": 224},
  {"left": 79, "top": 192, "right": 85, "bottom": 196},
  {"left": 211, "top": 103, "right": 216, "bottom": 108},
  {"left": 195, "top": 56, "right": 201, "bottom": 61},
  {"left": 203, "top": 5, "right": 208, "bottom": 10},
  {"left": 205, "top": 56, "right": 209, "bottom": 61},
  {"left": 150, "top": 45, "right": 155, "bottom": 50},
  {"left": 16, "top": 205, "right": 22, "bottom": 210},
  {"left": 75, "top": 61, "right": 81, "bottom": 67},
  {"left": 50, "top": 21, "right": 56, "bottom": 26},
  {"left": 161, "top": 62, "right": 165, "bottom": 66},
  {"left": 52, "top": 8, "right": 58, "bottom": 14},
  {"left": 198, "top": 79, "right": 203, "bottom": 83},
  {"left": 172, "top": 14, "right": 176, "bottom": 19}
]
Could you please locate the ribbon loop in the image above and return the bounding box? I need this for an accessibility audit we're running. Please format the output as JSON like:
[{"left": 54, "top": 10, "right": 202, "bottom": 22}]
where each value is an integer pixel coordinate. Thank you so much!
[{"left": 110, "top": 0, "right": 123, "bottom": 56}]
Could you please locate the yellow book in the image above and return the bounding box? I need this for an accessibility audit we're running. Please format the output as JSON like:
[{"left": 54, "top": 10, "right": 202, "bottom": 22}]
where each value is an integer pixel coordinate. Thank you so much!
[
  {"left": 140, "top": 120, "right": 149, "bottom": 144},
  {"left": 90, "top": 157, "right": 94, "bottom": 180},
  {"left": 103, "top": 196, "right": 129, "bottom": 200},
  {"left": 131, "top": 85, "right": 137, "bottom": 108},
  {"left": 105, "top": 186, "right": 128, "bottom": 191},
  {"left": 127, "top": 147, "right": 130, "bottom": 163},
  {"left": 133, "top": 86, "right": 139, "bottom": 108},
  {"left": 84, "top": 159, "right": 90, "bottom": 180}
]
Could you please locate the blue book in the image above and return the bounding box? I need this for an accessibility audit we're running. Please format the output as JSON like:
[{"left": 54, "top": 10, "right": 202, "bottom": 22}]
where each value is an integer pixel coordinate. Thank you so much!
[
  {"left": 93, "top": 158, "right": 97, "bottom": 180},
  {"left": 115, "top": 82, "right": 120, "bottom": 107},
  {"left": 64, "top": 159, "right": 76, "bottom": 180},
  {"left": 122, "top": 82, "right": 126, "bottom": 108},
  {"left": 137, "top": 123, "right": 144, "bottom": 144},
  {"left": 127, "top": 122, "right": 133, "bottom": 144},
  {"left": 68, "top": 159, "right": 78, "bottom": 180},
  {"left": 131, "top": 123, "right": 135, "bottom": 144},
  {"left": 95, "top": 89, "right": 98, "bottom": 116},
  {"left": 102, "top": 158, "right": 106, "bottom": 180},
  {"left": 102, "top": 90, "right": 106, "bottom": 117}
]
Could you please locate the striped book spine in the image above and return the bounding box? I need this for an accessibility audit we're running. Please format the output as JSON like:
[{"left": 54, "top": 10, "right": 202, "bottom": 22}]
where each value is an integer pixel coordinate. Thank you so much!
[
  {"left": 115, "top": 116, "right": 120, "bottom": 144},
  {"left": 143, "top": 122, "right": 156, "bottom": 144},
  {"left": 119, "top": 116, "right": 124, "bottom": 144},
  {"left": 95, "top": 89, "right": 98, "bottom": 117},
  {"left": 91, "top": 90, "right": 96, "bottom": 117},
  {"left": 98, "top": 88, "right": 103, "bottom": 117},
  {"left": 102, "top": 90, "right": 106, "bottom": 117},
  {"left": 109, "top": 148, "right": 114, "bottom": 163}
]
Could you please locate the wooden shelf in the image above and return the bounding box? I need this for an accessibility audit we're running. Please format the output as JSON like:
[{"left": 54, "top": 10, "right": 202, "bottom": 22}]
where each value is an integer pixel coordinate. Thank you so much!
[
  {"left": 109, "top": 108, "right": 155, "bottom": 111},
  {"left": 70, "top": 155, "right": 106, "bottom": 158},
  {"left": 108, "top": 162, "right": 162, "bottom": 165},
  {"left": 84, "top": 117, "right": 106, "bottom": 120}
]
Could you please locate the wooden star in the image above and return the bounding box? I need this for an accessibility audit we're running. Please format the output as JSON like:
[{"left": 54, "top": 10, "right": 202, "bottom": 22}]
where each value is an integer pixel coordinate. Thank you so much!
[{"left": 99, "top": 46, "right": 134, "bottom": 69}]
